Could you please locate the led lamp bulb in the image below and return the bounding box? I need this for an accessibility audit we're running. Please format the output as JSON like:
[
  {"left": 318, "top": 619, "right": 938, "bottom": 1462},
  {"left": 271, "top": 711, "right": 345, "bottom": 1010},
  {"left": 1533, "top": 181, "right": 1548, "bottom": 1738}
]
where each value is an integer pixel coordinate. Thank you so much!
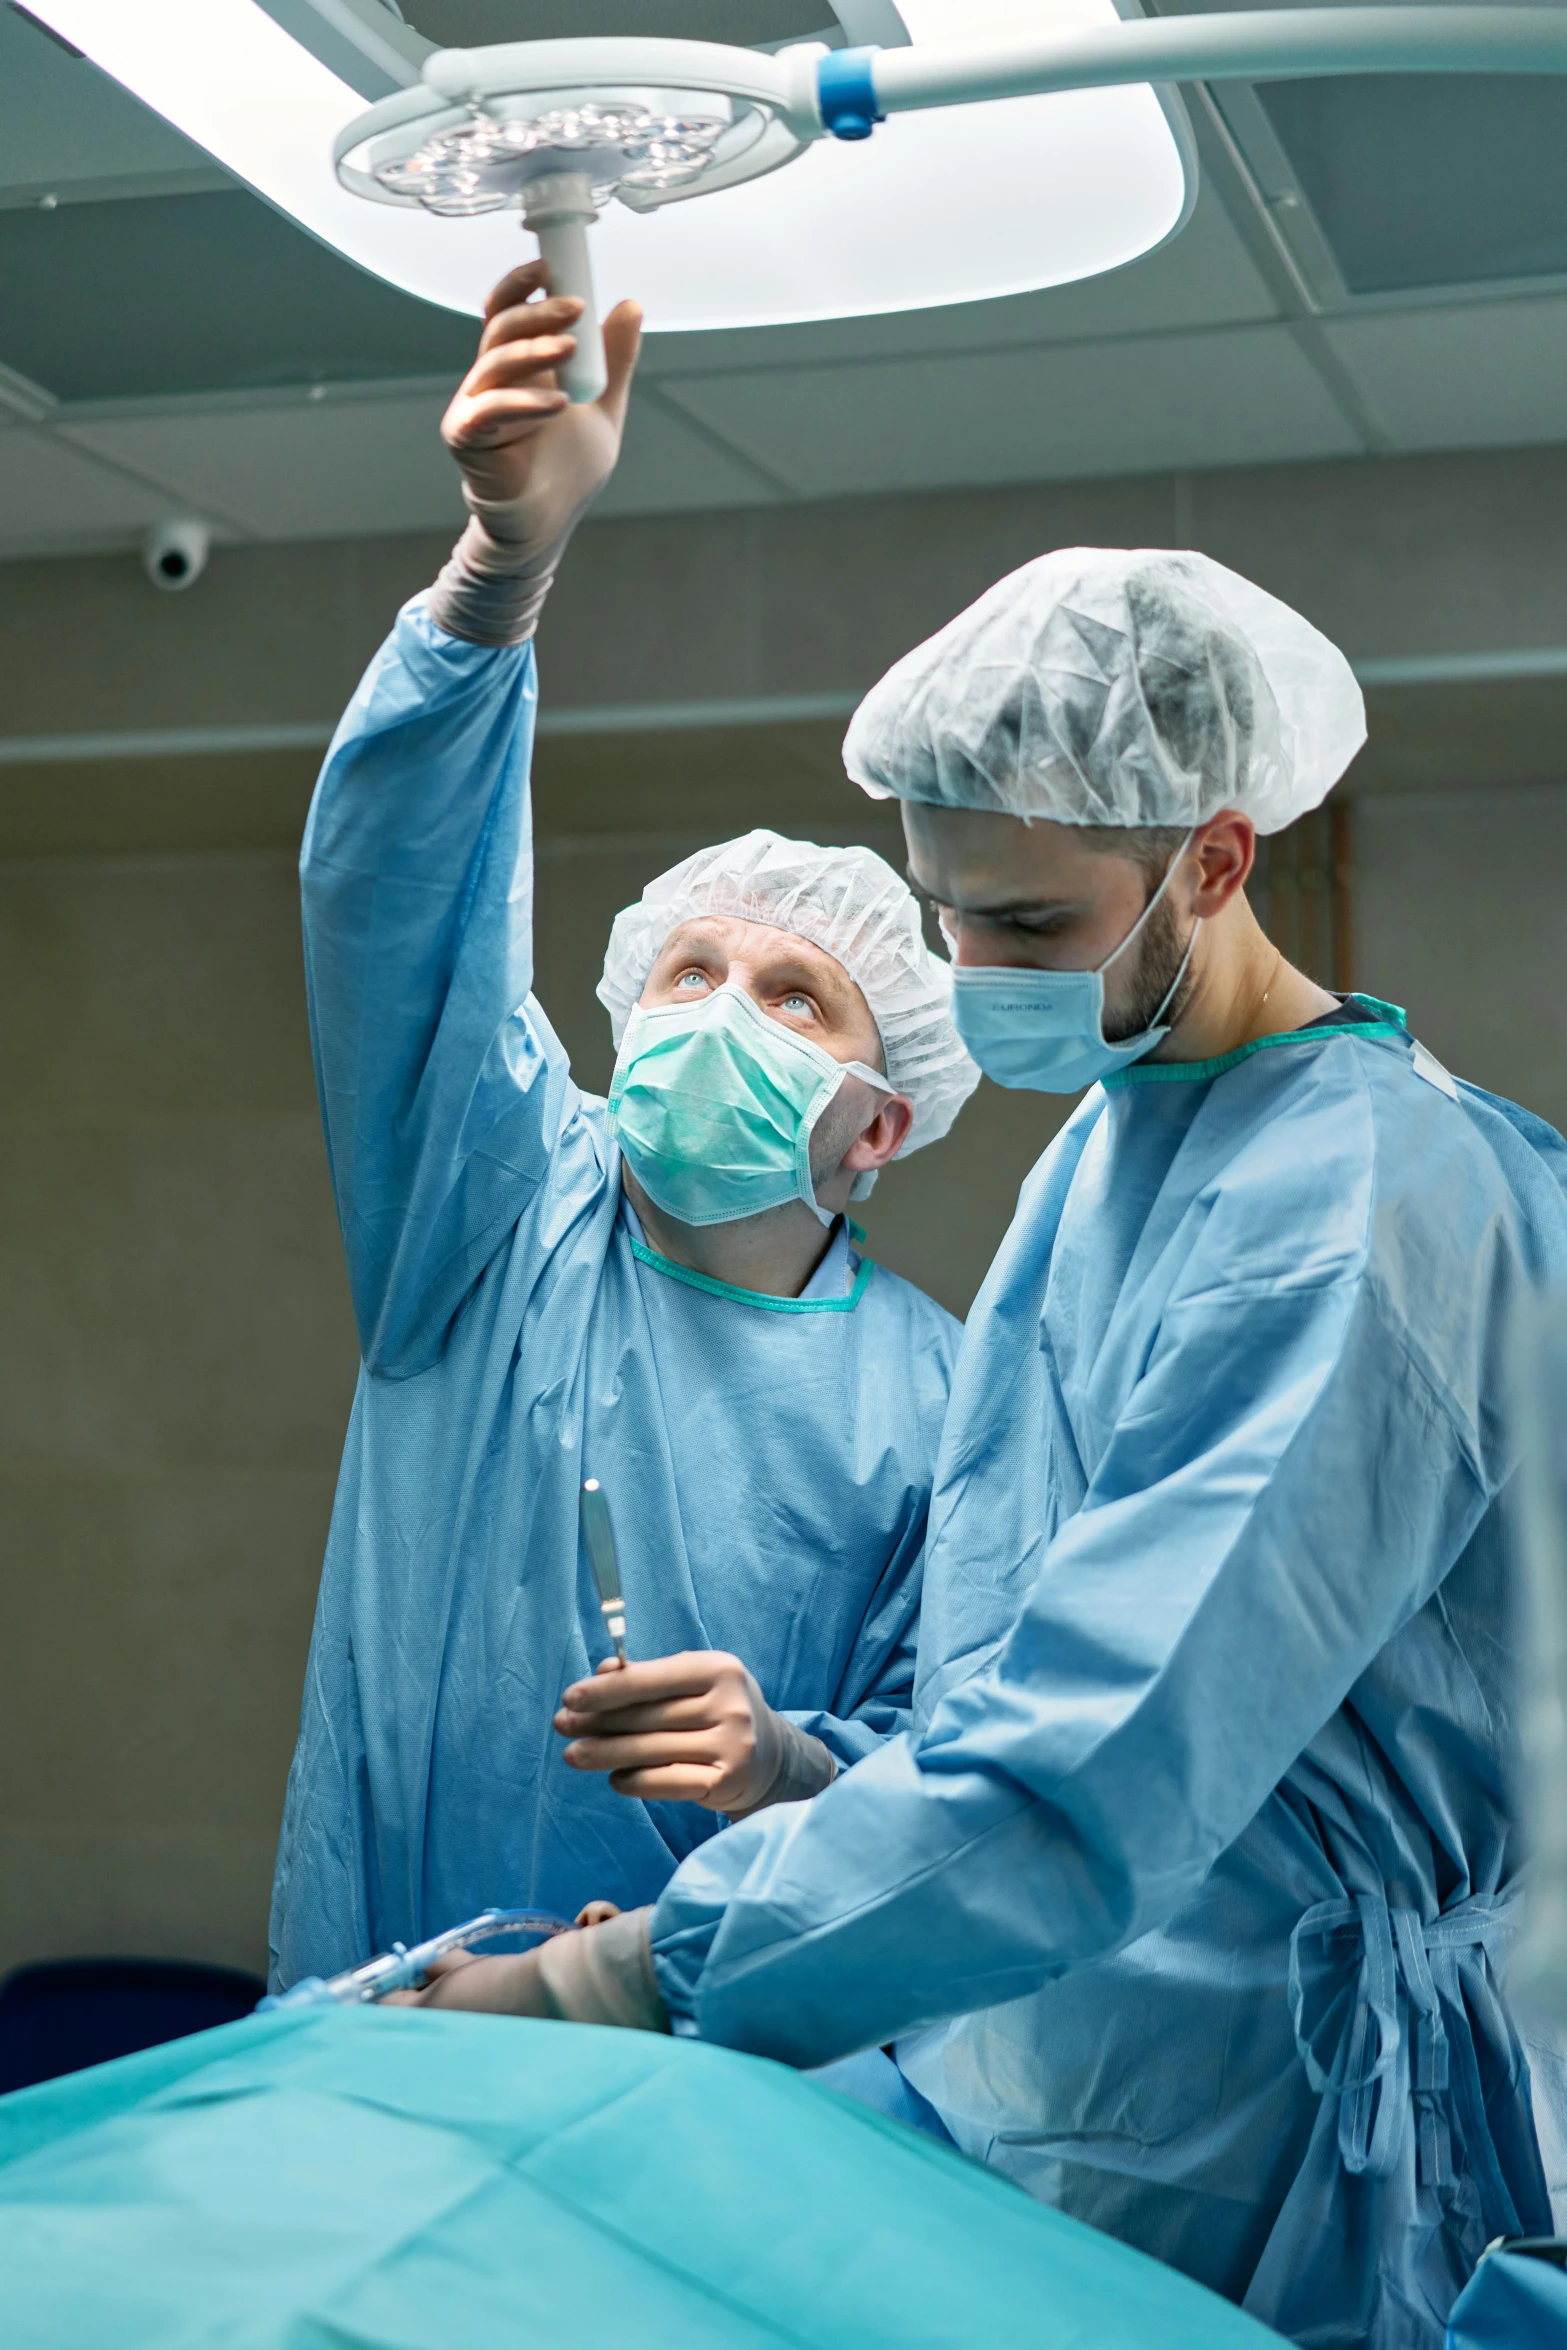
[{"left": 369, "top": 94, "right": 739, "bottom": 216}]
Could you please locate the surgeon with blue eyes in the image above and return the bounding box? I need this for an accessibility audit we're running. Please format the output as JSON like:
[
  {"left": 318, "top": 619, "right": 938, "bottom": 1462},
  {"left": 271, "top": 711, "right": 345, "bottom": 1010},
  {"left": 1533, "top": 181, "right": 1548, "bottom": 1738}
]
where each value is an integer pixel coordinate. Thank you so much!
[
  {"left": 408, "top": 544, "right": 1567, "bottom": 2349},
  {"left": 267, "top": 266, "right": 978, "bottom": 1995}
]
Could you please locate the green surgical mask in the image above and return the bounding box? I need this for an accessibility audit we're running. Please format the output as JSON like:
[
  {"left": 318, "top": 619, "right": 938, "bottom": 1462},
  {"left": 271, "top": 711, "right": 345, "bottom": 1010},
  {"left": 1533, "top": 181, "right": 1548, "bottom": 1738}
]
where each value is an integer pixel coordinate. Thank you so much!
[{"left": 607, "top": 982, "right": 892, "bottom": 1229}]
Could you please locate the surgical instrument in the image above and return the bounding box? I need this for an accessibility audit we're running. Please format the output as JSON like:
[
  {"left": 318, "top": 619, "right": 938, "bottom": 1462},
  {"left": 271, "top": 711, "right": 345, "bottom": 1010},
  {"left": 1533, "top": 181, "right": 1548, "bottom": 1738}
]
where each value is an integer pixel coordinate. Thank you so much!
[{"left": 580, "top": 1477, "right": 628, "bottom": 1663}]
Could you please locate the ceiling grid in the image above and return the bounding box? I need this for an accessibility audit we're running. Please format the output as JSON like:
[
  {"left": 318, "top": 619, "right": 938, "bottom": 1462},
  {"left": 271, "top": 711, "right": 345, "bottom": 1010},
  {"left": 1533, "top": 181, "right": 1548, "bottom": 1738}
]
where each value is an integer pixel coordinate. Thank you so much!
[{"left": 5, "top": 0, "right": 1567, "bottom": 556}]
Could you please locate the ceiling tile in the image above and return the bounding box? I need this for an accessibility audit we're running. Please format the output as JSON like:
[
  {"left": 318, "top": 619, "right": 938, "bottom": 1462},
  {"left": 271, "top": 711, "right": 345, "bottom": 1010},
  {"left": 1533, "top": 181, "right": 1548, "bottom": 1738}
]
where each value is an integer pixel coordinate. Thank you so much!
[
  {"left": 637, "top": 181, "right": 1278, "bottom": 380},
  {"left": 0, "top": 423, "right": 173, "bottom": 558},
  {"left": 658, "top": 323, "right": 1364, "bottom": 499},
  {"left": 0, "top": 7, "right": 208, "bottom": 191},
  {"left": 58, "top": 377, "right": 783, "bottom": 546},
  {"left": 0, "top": 190, "right": 477, "bottom": 404},
  {"left": 1255, "top": 73, "right": 1567, "bottom": 296},
  {"left": 1324, "top": 299, "right": 1567, "bottom": 452},
  {"left": 61, "top": 392, "right": 465, "bottom": 540},
  {"left": 592, "top": 391, "right": 787, "bottom": 515}
]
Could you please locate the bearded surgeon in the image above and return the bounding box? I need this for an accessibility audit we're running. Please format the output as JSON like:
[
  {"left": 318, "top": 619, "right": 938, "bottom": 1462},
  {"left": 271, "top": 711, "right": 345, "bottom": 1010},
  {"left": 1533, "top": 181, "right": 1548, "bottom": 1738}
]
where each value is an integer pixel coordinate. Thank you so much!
[
  {"left": 268, "top": 266, "right": 977, "bottom": 1993},
  {"left": 402, "top": 547, "right": 1567, "bottom": 2350}
]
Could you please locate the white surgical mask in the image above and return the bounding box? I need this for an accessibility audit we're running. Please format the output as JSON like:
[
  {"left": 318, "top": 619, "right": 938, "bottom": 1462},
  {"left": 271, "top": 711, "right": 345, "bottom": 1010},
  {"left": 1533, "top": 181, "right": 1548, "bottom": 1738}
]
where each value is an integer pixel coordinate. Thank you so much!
[{"left": 949, "top": 831, "right": 1200, "bottom": 1094}]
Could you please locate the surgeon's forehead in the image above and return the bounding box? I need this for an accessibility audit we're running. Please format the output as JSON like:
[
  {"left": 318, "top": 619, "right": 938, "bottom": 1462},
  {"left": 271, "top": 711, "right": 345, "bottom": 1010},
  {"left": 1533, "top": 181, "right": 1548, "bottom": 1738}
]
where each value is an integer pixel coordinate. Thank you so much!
[
  {"left": 902, "top": 804, "right": 1108, "bottom": 913},
  {"left": 656, "top": 914, "right": 848, "bottom": 986},
  {"left": 902, "top": 851, "right": 1082, "bottom": 919}
]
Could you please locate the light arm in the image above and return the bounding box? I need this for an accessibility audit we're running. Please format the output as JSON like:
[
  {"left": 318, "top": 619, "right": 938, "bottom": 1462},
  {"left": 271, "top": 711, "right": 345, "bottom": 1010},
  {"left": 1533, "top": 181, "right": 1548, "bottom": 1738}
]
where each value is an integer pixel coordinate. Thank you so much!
[{"left": 856, "top": 8, "right": 1567, "bottom": 125}]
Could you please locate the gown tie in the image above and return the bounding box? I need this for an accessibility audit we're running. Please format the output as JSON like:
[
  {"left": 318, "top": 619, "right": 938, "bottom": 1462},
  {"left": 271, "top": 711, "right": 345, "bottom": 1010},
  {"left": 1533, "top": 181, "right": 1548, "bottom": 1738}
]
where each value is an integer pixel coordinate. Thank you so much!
[{"left": 1289, "top": 1890, "right": 1529, "bottom": 2238}]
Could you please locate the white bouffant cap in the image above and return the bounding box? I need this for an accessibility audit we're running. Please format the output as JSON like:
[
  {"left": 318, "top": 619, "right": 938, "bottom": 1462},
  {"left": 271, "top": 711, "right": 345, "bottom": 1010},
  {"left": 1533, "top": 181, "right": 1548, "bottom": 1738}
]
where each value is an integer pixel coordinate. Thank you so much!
[
  {"left": 844, "top": 547, "right": 1365, "bottom": 835},
  {"left": 597, "top": 828, "right": 979, "bottom": 1154}
]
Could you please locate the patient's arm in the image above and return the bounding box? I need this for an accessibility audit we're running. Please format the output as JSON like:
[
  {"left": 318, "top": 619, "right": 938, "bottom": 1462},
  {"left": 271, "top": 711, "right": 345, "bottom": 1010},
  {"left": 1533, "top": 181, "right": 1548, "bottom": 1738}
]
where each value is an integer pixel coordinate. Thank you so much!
[{"left": 386, "top": 1907, "right": 667, "bottom": 2031}]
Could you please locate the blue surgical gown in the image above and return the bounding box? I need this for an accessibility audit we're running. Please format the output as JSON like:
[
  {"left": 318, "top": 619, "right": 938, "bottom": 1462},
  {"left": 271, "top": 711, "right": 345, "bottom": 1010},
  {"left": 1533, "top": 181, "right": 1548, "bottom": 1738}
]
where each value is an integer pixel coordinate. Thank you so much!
[
  {"left": 650, "top": 1009, "right": 1567, "bottom": 2350},
  {"left": 268, "top": 600, "right": 960, "bottom": 1988}
]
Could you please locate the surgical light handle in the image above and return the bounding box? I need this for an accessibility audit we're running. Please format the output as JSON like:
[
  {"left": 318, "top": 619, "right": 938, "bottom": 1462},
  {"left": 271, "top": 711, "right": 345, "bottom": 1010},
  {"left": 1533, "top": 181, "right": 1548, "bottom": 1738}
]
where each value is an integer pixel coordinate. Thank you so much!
[
  {"left": 257, "top": 1907, "right": 574, "bottom": 2011},
  {"left": 522, "top": 172, "right": 607, "bottom": 405},
  {"left": 817, "top": 7, "right": 1567, "bottom": 135}
]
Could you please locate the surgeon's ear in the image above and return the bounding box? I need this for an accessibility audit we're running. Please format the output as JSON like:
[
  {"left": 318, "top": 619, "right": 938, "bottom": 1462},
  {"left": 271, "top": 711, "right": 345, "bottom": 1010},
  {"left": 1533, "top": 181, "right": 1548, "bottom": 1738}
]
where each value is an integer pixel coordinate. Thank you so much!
[
  {"left": 1189, "top": 813, "right": 1256, "bottom": 915},
  {"left": 843, "top": 1094, "right": 914, "bottom": 1173}
]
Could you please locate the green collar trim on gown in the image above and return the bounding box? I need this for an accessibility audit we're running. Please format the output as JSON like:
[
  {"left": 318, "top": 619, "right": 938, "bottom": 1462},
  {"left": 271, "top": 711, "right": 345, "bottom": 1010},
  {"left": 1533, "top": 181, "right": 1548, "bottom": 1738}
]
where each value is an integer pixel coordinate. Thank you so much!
[
  {"left": 628, "top": 1237, "right": 876, "bottom": 1315},
  {"left": 1102, "top": 995, "right": 1409, "bottom": 1090}
]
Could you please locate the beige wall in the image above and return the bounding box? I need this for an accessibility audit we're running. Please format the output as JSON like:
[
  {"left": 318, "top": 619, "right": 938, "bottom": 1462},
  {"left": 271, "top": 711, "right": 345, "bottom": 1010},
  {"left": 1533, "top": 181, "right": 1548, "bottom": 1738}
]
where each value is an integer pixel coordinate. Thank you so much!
[
  {"left": 4, "top": 448, "right": 1567, "bottom": 1979},
  {"left": 0, "top": 848, "right": 343, "bottom": 1974},
  {"left": 1355, "top": 783, "right": 1567, "bottom": 1134},
  {"left": 0, "top": 737, "right": 1064, "bottom": 1981}
]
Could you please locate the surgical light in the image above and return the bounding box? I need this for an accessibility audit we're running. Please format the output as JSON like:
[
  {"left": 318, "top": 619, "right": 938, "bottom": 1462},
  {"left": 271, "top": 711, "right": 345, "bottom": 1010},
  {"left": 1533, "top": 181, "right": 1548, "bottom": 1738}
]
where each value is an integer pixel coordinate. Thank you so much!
[
  {"left": 24, "top": 3, "right": 1194, "bottom": 349},
  {"left": 333, "top": 34, "right": 831, "bottom": 397},
  {"left": 329, "top": 8, "right": 1567, "bottom": 402},
  {"left": 26, "top": 5, "right": 1567, "bottom": 402}
]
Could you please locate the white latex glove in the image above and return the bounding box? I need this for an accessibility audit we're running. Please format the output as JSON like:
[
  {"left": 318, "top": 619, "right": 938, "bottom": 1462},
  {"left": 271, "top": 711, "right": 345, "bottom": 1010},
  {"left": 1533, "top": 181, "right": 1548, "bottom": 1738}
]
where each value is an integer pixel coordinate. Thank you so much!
[
  {"left": 385, "top": 1907, "right": 666, "bottom": 2033},
  {"left": 427, "top": 261, "right": 640, "bottom": 644},
  {"left": 440, "top": 258, "right": 641, "bottom": 550},
  {"left": 555, "top": 1651, "right": 837, "bottom": 1817},
  {"left": 384, "top": 1944, "right": 557, "bottom": 2017}
]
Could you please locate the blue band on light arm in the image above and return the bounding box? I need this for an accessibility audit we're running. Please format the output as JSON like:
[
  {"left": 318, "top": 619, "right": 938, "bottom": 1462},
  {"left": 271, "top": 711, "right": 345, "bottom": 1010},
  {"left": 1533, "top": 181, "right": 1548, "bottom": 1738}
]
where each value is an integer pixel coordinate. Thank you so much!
[{"left": 817, "top": 45, "right": 884, "bottom": 140}]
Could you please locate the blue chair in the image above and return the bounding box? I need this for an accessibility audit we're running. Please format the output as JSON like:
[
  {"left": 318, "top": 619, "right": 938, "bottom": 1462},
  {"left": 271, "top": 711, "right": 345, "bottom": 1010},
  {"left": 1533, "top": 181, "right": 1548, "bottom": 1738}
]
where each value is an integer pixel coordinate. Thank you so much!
[{"left": 0, "top": 1957, "right": 266, "bottom": 2092}]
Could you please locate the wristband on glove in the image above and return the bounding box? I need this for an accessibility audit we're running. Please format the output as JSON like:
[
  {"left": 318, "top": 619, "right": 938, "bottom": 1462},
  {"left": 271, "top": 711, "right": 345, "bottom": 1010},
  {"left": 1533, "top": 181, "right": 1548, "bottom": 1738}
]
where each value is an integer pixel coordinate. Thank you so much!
[
  {"left": 726, "top": 1706, "right": 837, "bottom": 1820},
  {"left": 534, "top": 1906, "right": 669, "bottom": 2032},
  {"left": 425, "top": 487, "right": 576, "bottom": 648}
]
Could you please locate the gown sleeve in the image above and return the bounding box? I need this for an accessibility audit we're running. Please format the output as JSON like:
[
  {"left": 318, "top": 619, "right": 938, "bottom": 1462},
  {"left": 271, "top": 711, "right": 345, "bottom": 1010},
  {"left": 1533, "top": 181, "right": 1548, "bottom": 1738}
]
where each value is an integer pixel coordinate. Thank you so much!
[
  {"left": 777, "top": 1288, "right": 956, "bottom": 1769},
  {"left": 300, "top": 597, "right": 581, "bottom": 1376},
  {"left": 778, "top": 1517, "right": 924, "bottom": 1766},
  {"left": 648, "top": 1092, "right": 1520, "bottom": 2066}
]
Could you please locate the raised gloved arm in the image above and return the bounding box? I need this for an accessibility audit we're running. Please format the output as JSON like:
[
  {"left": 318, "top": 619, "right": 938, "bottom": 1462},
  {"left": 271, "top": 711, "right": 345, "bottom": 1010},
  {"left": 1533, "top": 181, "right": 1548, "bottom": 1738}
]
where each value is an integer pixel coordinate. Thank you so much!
[
  {"left": 429, "top": 260, "right": 640, "bottom": 646},
  {"left": 299, "top": 266, "right": 641, "bottom": 1373},
  {"left": 554, "top": 1653, "right": 838, "bottom": 1818}
]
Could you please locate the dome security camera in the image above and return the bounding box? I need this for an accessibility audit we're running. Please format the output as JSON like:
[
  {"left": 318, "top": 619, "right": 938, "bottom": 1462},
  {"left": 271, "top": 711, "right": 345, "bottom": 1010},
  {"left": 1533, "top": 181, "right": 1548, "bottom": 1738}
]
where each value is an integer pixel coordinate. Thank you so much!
[{"left": 143, "top": 519, "right": 211, "bottom": 592}]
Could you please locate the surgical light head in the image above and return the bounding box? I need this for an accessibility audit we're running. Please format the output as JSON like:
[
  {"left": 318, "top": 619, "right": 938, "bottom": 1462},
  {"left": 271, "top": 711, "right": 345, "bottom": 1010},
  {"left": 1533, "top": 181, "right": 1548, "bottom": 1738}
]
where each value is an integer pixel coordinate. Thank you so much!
[
  {"left": 336, "top": 38, "right": 824, "bottom": 400},
  {"left": 367, "top": 91, "right": 738, "bottom": 215}
]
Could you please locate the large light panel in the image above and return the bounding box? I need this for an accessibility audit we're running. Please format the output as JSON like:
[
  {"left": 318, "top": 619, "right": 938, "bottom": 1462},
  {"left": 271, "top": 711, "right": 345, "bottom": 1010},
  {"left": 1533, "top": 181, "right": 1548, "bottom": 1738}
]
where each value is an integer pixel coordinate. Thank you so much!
[{"left": 29, "top": 0, "right": 1192, "bottom": 328}]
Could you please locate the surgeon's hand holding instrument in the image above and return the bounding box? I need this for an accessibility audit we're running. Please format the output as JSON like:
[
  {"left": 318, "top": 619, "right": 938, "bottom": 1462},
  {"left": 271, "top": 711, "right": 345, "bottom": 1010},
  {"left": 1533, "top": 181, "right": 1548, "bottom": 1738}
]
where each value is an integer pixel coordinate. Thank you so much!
[
  {"left": 580, "top": 1477, "right": 629, "bottom": 1665},
  {"left": 257, "top": 1907, "right": 574, "bottom": 2011},
  {"left": 557, "top": 1648, "right": 839, "bottom": 1816},
  {"left": 570, "top": 1477, "right": 832, "bottom": 1811}
]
